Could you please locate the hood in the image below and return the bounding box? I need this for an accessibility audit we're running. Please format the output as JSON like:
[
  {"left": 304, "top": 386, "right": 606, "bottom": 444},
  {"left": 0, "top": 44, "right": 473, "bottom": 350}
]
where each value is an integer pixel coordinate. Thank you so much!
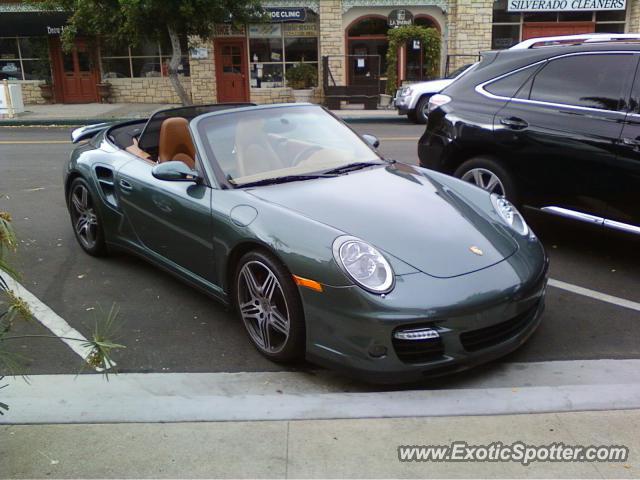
[
  {"left": 247, "top": 164, "right": 518, "bottom": 278},
  {"left": 413, "top": 78, "right": 454, "bottom": 94}
]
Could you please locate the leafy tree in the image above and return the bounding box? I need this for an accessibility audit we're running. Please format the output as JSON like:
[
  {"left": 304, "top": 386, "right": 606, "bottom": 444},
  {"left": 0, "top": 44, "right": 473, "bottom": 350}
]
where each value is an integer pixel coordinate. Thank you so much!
[{"left": 39, "top": 0, "right": 265, "bottom": 105}]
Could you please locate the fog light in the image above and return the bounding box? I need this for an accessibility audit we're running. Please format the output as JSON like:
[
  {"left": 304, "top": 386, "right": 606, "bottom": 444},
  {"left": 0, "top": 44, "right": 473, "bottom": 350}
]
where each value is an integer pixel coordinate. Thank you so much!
[
  {"left": 393, "top": 328, "right": 440, "bottom": 341},
  {"left": 368, "top": 344, "right": 388, "bottom": 358}
]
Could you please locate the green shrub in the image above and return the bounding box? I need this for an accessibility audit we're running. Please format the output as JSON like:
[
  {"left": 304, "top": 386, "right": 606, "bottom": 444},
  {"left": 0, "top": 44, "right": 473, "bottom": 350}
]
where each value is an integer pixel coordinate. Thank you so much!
[{"left": 285, "top": 62, "right": 317, "bottom": 89}]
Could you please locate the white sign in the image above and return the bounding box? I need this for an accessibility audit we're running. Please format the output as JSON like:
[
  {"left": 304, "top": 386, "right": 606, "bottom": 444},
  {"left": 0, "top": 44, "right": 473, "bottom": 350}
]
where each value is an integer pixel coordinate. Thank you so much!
[
  {"left": 190, "top": 47, "right": 208, "bottom": 59},
  {"left": 508, "top": 0, "right": 625, "bottom": 11}
]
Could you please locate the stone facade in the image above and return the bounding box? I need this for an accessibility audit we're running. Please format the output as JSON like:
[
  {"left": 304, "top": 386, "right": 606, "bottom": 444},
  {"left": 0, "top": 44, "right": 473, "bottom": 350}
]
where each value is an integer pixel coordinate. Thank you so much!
[
  {"left": 629, "top": 0, "right": 640, "bottom": 32},
  {"left": 17, "top": 81, "right": 47, "bottom": 105},
  {"left": 250, "top": 87, "right": 293, "bottom": 104},
  {"left": 108, "top": 77, "right": 191, "bottom": 104},
  {"left": 189, "top": 36, "right": 217, "bottom": 104},
  {"left": 446, "top": 0, "right": 493, "bottom": 70},
  {"left": 319, "top": 0, "right": 346, "bottom": 89}
]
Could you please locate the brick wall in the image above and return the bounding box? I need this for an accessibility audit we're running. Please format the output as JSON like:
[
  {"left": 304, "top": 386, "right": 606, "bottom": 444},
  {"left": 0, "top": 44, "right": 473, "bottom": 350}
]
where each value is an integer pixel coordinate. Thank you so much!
[
  {"left": 629, "top": 1, "right": 640, "bottom": 32},
  {"left": 107, "top": 77, "right": 192, "bottom": 104},
  {"left": 319, "top": 0, "right": 345, "bottom": 88},
  {"left": 189, "top": 36, "right": 217, "bottom": 104},
  {"left": 447, "top": 0, "right": 492, "bottom": 70},
  {"left": 16, "top": 81, "right": 47, "bottom": 105}
]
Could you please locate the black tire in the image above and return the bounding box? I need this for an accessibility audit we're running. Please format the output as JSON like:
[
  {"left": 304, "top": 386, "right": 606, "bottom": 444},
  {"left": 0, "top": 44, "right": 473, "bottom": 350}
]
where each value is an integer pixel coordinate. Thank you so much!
[
  {"left": 407, "top": 110, "right": 418, "bottom": 123},
  {"left": 453, "top": 156, "right": 520, "bottom": 205},
  {"left": 67, "top": 177, "right": 108, "bottom": 256},
  {"left": 233, "top": 250, "right": 305, "bottom": 362},
  {"left": 414, "top": 95, "right": 431, "bottom": 124}
]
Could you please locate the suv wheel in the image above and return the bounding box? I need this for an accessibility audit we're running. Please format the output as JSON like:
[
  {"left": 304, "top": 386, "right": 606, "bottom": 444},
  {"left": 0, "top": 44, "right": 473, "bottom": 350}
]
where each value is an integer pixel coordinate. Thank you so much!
[
  {"left": 454, "top": 156, "right": 519, "bottom": 204},
  {"left": 414, "top": 95, "right": 431, "bottom": 124}
]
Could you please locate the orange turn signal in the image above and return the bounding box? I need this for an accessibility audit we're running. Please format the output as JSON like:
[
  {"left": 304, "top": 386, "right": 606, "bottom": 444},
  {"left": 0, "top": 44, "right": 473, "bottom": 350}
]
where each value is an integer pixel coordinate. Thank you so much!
[{"left": 292, "top": 275, "right": 323, "bottom": 292}]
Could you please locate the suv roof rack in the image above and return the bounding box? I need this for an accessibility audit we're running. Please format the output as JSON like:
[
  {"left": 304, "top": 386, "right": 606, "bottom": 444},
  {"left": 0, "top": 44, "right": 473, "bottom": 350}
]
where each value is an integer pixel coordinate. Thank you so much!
[{"left": 510, "top": 33, "right": 640, "bottom": 50}]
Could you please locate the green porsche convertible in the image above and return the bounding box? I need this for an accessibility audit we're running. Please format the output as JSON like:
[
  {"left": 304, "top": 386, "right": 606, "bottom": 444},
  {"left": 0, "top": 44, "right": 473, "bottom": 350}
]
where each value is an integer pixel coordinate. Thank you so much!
[{"left": 65, "top": 103, "right": 548, "bottom": 383}]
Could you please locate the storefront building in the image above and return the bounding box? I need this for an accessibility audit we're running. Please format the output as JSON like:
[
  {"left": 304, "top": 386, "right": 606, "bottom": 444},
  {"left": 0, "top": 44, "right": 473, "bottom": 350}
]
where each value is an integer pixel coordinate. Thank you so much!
[{"left": 1, "top": 0, "right": 639, "bottom": 105}]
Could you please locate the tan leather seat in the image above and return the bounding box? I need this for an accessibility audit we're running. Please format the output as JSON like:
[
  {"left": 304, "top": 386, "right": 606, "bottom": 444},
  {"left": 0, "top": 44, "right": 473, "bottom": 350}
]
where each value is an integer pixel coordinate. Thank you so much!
[
  {"left": 235, "top": 118, "right": 284, "bottom": 177},
  {"left": 158, "top": 117, "right": 196, "bottom": 169}
]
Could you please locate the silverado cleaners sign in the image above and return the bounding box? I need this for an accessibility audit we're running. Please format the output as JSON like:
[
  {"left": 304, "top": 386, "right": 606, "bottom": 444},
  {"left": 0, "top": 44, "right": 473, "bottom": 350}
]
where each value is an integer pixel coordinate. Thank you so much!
[{"left": 508, "top": 0, "right": 625, "bottom": 11}]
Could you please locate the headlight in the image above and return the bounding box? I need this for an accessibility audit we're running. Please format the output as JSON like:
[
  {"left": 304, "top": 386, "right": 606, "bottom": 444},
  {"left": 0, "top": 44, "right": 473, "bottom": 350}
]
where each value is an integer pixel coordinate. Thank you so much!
[
  {"left": 332, "top": 236, "right": 394, "bottom": 294},
  {"left": 491, "top": 194, "right": 529, "bottom": 236},
  {"left": 398, "top": 87, "right": 413, "bottom": 97}
]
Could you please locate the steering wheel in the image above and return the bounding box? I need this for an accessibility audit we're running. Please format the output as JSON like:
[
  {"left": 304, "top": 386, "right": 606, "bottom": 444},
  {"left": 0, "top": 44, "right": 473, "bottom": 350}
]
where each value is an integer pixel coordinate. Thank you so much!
[{"left": 292, "top": 145, "right": 323, "bottom": 166}]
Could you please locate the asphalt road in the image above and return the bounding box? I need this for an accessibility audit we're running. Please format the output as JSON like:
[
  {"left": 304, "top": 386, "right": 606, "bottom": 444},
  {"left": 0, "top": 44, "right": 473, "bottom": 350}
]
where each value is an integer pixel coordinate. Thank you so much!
[{"left": 1, "top": 123, "right": 639, "bottom": 383}]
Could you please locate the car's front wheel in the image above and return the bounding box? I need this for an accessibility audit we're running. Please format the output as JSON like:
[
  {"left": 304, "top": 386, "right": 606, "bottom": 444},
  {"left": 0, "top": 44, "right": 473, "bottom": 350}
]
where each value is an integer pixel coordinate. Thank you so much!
[
  {"left": 68, "top": 177, "right": 107, "bottom": 256},
  {"left": 454, "top": 156, "right": 519, "bottom": 205},
  {"left": 414, "top": 95, "right": 432, "bottom": 124},
  {"left": 233, "top": 250, "right": 305, "bottom": 362}
]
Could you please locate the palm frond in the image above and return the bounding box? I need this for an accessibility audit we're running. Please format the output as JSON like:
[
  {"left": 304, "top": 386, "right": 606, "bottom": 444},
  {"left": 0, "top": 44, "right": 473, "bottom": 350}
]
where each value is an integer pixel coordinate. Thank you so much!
[{"left": 82, "top": 303, "right": 126, "bottom": 377}]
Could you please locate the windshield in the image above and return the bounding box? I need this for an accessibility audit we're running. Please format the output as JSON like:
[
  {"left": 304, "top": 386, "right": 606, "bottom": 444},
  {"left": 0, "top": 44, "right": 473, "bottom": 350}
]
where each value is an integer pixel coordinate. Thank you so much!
[
  {"left": 196, "top": 105, "right": 382, "bottom": 187},
  {"left": 446, "top": 64, "right": 472, "bottom": 79}
]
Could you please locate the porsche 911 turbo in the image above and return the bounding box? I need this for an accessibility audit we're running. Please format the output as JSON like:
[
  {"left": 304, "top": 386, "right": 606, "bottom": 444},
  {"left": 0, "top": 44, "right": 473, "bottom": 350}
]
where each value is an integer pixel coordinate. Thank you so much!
[{"left": 65, "top": 103, "right": 548, "bottom": 383}]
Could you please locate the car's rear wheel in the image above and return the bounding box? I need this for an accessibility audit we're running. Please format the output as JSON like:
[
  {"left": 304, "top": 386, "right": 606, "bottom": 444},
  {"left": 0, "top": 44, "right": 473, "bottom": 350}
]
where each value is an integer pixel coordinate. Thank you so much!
[
  {"left": 68, "top": 177, "right": 107, "bottom": 256},
  {"left": 234, "top": 250, "right": 305, "bottom": 362},
  {"left": 454, "top": 156, "right": 519, "bottom": 204},
  {"left": 414, "top": 95, "right": 431, "bottom": 124}
]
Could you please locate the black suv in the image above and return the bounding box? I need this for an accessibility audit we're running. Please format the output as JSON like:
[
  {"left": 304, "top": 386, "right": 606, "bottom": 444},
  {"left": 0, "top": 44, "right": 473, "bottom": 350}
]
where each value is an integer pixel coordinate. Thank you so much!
[{"left": 418, "top": 40, "right": 640, "bottom": 236}]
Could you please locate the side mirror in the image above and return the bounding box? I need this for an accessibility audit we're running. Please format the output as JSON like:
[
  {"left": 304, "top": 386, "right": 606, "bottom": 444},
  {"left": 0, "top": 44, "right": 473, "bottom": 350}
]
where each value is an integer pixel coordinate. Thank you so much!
[
  {"left": 152, "top": 161, "right": 201, "bottom": 182},
  {"left": 362, "top": 134, "right": 380, "bottom": 149}
]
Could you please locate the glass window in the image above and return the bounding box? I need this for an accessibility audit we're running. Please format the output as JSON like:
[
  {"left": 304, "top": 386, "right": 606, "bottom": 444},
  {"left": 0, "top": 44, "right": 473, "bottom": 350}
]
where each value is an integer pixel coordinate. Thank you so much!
[
  {"left": 492, "top": 25, "right": 520, "bottom": 49},
  {"left": 250, "top": 38, "right": 283, "bottom": 62},
  {"left": 0, "top": 38, "right": 19, "bottom": 59},
  {"left": 249, "top": 23, "right": 318, "bottom": 89},
  {"left": 529, "top": 54, "right": 635, "bottom": 111},
  {"left": 101, "top": 58, "right": 131, "bottom": 78},
  {"left": 0, "top": 60, "right": 22, "bottom": 80},
  {"left": 596, "top": 10, "right": 626, "bottom": 22},
  {"left": 558, "top": 12, "right": 592, "bottom": 21},
  {"left": 347, "top": 17, "right": 388, "bottom": 37},
  {"left": 18, "top": 37, "right": 48, "bottom": 59},
  {"left": 21, "top": 60, "right": 48, "bottom": 80},
  {"left": 595, "top": 23, "right": 625, "bottom": 33},
  {"left": 284, "top": 37, "right": 317, "bottom": 62},
  {"left": 101, "top": 35, "right": 189, "bottom": 78},
  {"left": 492, "top": 0, "right": 520, "bottom": 23},
  {"left": 485, "top": 64, "right": 541, "bottom": 98}
]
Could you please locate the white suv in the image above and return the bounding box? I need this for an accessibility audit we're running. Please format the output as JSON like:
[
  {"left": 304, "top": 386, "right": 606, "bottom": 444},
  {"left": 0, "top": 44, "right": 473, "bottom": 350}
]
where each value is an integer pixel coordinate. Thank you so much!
[{"left": 394, "top": 63, "right": 475, "bottom": 124}]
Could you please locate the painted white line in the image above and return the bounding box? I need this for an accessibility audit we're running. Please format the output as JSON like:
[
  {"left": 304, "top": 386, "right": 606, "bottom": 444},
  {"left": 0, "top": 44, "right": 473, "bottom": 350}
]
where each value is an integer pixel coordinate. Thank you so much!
[
  {"left": 2, "top": 360, "right": 640, "bottom": 424},
  {"left": 549, "top": 278, "right": 640, "bottom": 313},
  {"left": 0, "top": 271, "right": 100, "bottom": 370}
]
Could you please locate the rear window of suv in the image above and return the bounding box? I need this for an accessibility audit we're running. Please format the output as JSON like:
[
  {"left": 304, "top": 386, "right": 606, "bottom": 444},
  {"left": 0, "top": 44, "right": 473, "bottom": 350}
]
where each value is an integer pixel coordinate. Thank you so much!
[
  {"left": 528, "top": 53, "right": 636, "bottom": 112},
  {"left": 484, "top": 64, "right": 542, "bottom": 98}
]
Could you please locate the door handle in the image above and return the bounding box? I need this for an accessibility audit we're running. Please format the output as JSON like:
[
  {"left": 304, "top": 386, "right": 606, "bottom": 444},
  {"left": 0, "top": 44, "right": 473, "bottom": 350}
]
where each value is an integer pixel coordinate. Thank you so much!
[
  {"left": 500, "top": 117, "right": 529, "bottom": 130},
  {"left": 119, "top": 179, "right": 133, "bottom": 192}
]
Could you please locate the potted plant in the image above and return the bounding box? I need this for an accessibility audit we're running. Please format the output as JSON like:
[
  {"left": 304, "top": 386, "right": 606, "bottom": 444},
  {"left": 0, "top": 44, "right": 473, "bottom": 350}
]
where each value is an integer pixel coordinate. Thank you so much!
[{"left": 285, "top": 62, "right": 317, "bottom": 103}]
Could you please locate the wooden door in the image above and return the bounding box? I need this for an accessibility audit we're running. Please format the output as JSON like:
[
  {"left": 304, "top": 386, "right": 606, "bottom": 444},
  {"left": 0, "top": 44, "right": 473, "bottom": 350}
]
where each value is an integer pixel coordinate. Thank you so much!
[
  {"left": 215, "top": 39, "right": 249, "bottom": 103},
  {"left": 51, "top": 38, "right": 99, "bottom": 103},
  {"left": 523, "top": 22, "right": 595, "bottom": 40}
]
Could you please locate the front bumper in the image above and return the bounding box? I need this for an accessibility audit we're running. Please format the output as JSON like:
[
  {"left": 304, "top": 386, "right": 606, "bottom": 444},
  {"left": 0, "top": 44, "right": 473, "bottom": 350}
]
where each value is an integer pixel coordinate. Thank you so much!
[
  {"left": 394, "top": 96, "right": 413, "bottom": 115},
  {"left": 302, "top": 245, "right": 548, "bottom": 384}
]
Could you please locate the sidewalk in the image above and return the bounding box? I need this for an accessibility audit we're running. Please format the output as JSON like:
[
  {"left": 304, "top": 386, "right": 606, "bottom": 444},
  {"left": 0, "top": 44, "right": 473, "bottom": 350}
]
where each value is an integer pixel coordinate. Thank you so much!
[
  {"left": 0, "top": 102, "right": 402, "bottom": 126},
  {"left": 2, "top": 410, "right": 638, "bottom": 478}
]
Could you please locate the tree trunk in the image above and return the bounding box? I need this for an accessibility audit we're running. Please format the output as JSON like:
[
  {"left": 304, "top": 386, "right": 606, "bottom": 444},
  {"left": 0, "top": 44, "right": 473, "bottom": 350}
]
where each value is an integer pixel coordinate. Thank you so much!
[{"left": 167, "top": 26, "right": 191, "bottom": 106}]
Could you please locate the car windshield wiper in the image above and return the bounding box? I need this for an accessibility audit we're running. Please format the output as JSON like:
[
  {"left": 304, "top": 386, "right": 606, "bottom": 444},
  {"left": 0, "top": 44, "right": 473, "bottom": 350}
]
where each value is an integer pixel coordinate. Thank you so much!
[
  {"left": 323, "top": 161, "right": 385, "bottom": 175},
  {"left": 235, "top": 173, "right": 338, "bottom": 188}
]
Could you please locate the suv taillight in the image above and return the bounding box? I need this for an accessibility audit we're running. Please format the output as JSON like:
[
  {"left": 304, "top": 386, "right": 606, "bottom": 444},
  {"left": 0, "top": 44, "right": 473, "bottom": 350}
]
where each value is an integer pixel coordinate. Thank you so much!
[{"left": 427, "top": 94, "right": 452, "bottom": 113}]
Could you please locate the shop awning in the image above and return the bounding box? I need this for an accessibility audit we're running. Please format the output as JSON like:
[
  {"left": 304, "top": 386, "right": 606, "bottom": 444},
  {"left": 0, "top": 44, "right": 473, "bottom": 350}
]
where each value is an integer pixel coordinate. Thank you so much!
[{"left": 0, "top": 11, "right": 70, "bottom": 37}]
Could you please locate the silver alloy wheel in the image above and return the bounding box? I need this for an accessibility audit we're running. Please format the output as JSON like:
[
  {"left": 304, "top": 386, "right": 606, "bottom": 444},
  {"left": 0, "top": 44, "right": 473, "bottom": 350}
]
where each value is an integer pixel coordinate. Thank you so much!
[
  {"left": 461, "top": 168, "right": 506, "bottom": 196},
  {"left": 70, "top": 184, "right": 98, "bottom": 249},
  {"left": 237, "top": 260, "right": 290, "bottom": 354}
]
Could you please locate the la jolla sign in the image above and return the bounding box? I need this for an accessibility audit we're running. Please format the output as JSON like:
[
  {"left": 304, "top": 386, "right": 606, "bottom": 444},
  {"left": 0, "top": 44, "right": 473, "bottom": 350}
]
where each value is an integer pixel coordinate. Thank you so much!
[{"left": 508, "top": 0, "right": 625, "bottom": 11}]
